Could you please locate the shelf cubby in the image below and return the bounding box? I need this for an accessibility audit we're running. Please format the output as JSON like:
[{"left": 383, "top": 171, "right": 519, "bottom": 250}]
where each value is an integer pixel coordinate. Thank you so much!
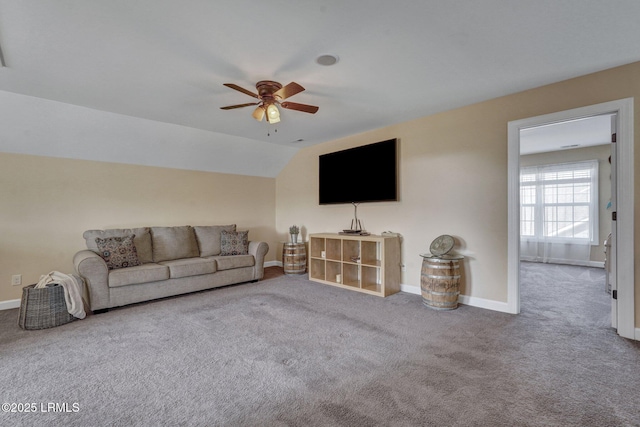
[
  {"left": 343, "top": 239, "right": 360, "bottom": 263},
  {"left": 326, "top": 238, "right": 342, "bottom": 261},
  {"left": 326, "top": 261, "right": 342, "bottom": 283},
  {"left": 343, "top": 263, "right": 360, "bottom": 288},
  {"left": 310, "top": 258, "right": 326, "bottom": 281},
  {"left": 310, "top": 237, "right": 325, "bottom": 259},
  {"left": 361, "top": 266, "right": 381, "bottom": 293},
  {"left": 361, "top": 240, "right": 380, "bottom": 266}
]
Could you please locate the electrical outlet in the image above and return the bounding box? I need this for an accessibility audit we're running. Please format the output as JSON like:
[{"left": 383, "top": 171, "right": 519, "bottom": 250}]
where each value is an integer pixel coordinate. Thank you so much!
[{"left": 11, "top": 275, "right": 22, "bottom": 286}]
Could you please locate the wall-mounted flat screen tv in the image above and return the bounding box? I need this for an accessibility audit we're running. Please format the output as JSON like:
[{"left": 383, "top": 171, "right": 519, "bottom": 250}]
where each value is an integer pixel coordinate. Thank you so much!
[{"left": 319, "top": 138, "right": 398, "bottom": 205}]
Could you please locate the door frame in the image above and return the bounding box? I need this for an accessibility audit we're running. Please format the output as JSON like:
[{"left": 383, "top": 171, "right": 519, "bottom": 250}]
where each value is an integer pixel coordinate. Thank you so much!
[{"left": 507, "top": 98, "right": 635, "bottom": 339}]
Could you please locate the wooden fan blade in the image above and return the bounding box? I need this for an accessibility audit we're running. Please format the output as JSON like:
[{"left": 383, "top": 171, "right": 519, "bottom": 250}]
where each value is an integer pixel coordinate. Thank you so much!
[
  {"left": 280, "top": 101, "right": 319, "bottom": 114},
  {"left": 252, "top": 106, "right": 265, "bottom": 121},
  {"left": 274, "top": 82, "right": 305, "bottom": 100},
  {"left": 223, "top": 83, "right": 259, "bottom": 99},
  {"left": 220, "top": 102, "right": 259, "bottom": 110}
]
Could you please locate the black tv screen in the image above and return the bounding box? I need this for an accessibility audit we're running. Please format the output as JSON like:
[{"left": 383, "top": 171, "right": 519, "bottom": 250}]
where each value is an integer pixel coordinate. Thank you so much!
[{"left": 319, "top": 139, "right": 398, "bottom": 205}]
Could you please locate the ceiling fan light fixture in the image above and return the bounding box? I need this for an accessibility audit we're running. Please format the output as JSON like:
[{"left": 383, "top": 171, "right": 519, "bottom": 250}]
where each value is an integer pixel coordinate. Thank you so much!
[
  {"left": 252, "top": 105, "right": 265, "bottom": 121},
  {"left": 266, "top": 103, "right": 280, "bottom": 124},
  {"left": 221, "top": 80, "right": 318, "bottom": 124}
]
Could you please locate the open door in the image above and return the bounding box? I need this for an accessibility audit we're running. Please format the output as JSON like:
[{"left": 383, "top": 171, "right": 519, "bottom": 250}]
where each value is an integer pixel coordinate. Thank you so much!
[{"left": 610, "top": 114, "right": 618, "bottom": 328}]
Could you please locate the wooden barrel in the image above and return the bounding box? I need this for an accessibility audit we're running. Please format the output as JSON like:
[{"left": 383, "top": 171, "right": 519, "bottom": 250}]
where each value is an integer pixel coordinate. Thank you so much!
[
  {"left": 283, "top": 243, "right": 307, "bottom": 275},
  {"left": 420, "top": 255, "right": 463, "bottom": 310}
]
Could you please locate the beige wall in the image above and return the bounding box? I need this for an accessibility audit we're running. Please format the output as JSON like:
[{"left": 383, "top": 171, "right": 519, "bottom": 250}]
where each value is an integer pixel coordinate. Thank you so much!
[
  {"left": 276, "top": 61, "right": 640, "bottom": 322},
  {"left": 0, "top": 153, "right": 277, "bottom": 302},
  {"left": 521, "top": 144, "right": 612, "bottom": 263}
]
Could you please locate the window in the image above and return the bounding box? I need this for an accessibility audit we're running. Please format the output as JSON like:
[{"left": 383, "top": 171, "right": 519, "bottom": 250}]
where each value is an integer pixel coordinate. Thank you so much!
[{"left": 520, "top": 160, "right": 599, "bottom": 244}]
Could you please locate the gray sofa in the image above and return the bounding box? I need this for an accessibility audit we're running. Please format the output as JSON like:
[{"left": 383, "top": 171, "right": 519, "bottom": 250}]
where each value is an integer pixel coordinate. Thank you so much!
[{"left": 73, "top": 225, "right": 269, "bottom": 311}]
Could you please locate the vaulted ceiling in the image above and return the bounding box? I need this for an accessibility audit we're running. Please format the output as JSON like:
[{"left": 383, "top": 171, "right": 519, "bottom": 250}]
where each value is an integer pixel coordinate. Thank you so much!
[{"left": 1, "top": 1, "right": 639, "bottom": 175}]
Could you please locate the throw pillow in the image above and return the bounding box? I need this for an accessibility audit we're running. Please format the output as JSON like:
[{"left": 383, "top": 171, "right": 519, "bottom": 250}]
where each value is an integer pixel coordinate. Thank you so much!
[
  {"left": 220, "top": 230, "right": 249, "bottom": 256},
  {"left": 193, "top": 224, "right": 237, "bottom": 257},
  {"left": 95, "top": 235, "right": 141, "bottom": 270},
  {"left": 150, "top": 226, "right": 199, "bottom": 262},
  {"left": 83, "top": 228, "right": 153, "bottom": 264}
]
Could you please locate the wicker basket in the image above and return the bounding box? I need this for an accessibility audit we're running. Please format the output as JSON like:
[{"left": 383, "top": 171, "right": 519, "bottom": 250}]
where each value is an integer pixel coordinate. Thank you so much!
[{"left": 18, "top": 284, "right": 76, "bottom": 330}]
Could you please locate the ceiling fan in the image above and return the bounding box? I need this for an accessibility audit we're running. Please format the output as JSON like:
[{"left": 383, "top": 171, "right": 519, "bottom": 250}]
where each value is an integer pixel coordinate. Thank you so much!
[{"left": 220, "top": 81, "right": 319, "bottom": 124}]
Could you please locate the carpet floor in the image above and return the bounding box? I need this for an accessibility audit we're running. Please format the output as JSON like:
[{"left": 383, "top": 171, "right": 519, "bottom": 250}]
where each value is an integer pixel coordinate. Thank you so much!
[{"left": 1, "top": 263, "right": 639, "bottom": 426}]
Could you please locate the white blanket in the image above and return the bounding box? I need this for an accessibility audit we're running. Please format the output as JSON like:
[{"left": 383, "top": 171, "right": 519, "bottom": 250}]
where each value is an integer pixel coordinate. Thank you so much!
[{"left": 35, "top": 271, "right": 87, "bottom": 319}]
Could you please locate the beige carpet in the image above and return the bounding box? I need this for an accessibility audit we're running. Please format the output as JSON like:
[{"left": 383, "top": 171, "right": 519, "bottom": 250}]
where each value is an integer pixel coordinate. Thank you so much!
[{"left": 1, "top": 264, "right": 639, "bottom": 426}]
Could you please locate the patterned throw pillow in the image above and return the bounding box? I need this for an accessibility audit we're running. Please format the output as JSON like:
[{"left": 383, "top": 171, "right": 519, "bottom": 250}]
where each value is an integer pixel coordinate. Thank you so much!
[
  {"left": 220, "top": 230, "right": 249, "bottom": 256},
  {"left": 95, "top": 235, "right": 141, "bottom": 270}
]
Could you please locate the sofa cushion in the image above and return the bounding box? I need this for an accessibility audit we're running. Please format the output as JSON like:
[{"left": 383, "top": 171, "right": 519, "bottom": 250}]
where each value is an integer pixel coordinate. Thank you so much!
[
  {"left": 159, "top": 258, "right": 216, "bottom": 279},
  {"left": 84, "top": 227, "right": 153, "bottom": 264},
  {"left": 220, "top": 230, "right": 249, "bottom": 256},
  {"left": 211, "top": 254, "right": 255, "bottom": 271},
  {"left": 193, "top": 224, "right": 237, "bottom": 257},
  {"left": 95, "top": 235, "right": 141, "bottom": 270},
  {"left": 151, "top": 226, "right": 199, "bottom": 262},
  {"left": 108, "top": 263, "right": 170, "bottom": 288}
]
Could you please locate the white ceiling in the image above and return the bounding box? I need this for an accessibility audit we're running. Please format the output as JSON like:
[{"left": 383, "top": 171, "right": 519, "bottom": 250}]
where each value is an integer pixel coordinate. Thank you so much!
[
  {"left": 520, "top": 114, "right": 613, "bottom": 155},
  {"left": 1, "top": 1, "right": 639, "bottom": 173}
]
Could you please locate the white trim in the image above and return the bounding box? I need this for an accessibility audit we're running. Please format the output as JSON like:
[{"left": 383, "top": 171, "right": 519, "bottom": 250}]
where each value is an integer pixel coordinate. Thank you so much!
[
  {"left": 614, "top": 99, "right": 635, "bottom": 340},
  {"left": 264, "top": 260, "right": 282, "bottom": 267},
  {"left": 507, "top": 117, "right": 521, "bottom": 314},
  {"left": 508, "top": 98, "right": 635, "bottom": 339},
  {"left": 401, "top": 283, "right": 513, "bottom": 314},
  {"left": 0, "top": 299, "right": 21, "bottom": 311},
  {"left": 400, "top": 284, "right": 420, "bottom": 295},
  {"left": 520, "top": 257, "right": 604, "bottom": 269},
  {"left": 636, "top": 328, "right": 640, "bottom": 341},
  {"left": 458, "top": 294, "right": 512, "bottom": 314}
]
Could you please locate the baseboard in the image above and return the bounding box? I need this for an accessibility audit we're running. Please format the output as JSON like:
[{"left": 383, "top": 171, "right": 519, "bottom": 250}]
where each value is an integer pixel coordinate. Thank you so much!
[
  {"left": 400, "top": 284, "right": 512, "bottom": 314},
  {"left": 636, "top": 328, "right": 640, "bottom": 341},
  {"left": 400, "top": 284, "right": 420, "bottom": 295},
  {"left": 457, "top": 294, "right": 512, "bottom": 313},
  {"left": 0, "top": 299, "right": 21, "bottom": 311},
  {"left": 265, "top": 261, "right": 282, "bottom": 267},
  {"left": 520, "top": 258, "right": 604, "bottom": 269}
]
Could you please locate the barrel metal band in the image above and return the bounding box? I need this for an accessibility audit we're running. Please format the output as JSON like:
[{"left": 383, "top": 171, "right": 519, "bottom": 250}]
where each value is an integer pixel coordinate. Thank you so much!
[
  {"left": 423, "top": 263, "right": 459, "bottom": 269},
  {"left": 424, "top": 258, "right": 461, "bottom": 263},
  {"left": 422, "top": 274, "right": 461, "bottom": 280},
  {"left": 422, "top": 289, "right": 459, "bottom": 296}
]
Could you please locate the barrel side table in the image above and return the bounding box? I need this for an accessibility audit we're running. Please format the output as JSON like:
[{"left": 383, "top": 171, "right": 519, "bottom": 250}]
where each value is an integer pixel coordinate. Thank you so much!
[
  {"left": 419, "top": 253, "right": 464, "bottom": 310},
  {"left": 283, "top": 242, "right": 307, "bottom": 275}
]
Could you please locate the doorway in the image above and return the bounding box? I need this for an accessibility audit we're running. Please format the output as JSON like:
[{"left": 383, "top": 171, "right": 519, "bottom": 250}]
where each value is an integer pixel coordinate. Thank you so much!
[
  {"left": 519, "top": 115, "right": 613, "bottom": 323},
  {"left": 507, "top": 99, "right": 635, "bottom": 340}
]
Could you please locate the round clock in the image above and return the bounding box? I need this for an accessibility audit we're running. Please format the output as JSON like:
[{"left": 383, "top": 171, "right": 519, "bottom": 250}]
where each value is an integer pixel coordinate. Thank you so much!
[{"left": 429, "top": 235, "right": 455, "bottom": 256}]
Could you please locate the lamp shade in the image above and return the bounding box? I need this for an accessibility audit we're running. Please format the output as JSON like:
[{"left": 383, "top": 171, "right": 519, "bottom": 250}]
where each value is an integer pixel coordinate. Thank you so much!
[
  {"left": 266, "top": 103, "right": 280, "bottom": 124},
  {"left": 252, "top": 106, "right": 265, "bottom": 121}
]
